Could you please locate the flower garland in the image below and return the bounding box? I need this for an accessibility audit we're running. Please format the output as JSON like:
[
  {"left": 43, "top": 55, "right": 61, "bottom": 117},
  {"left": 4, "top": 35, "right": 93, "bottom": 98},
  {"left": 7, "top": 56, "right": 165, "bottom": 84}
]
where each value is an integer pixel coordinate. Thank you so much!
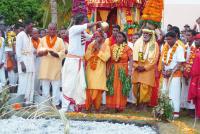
[
  {"left": 32, "top": 38, "right": 40, "bottom": 49},
  {"left": 89, "top": 50, "right": 99, "bottom": 70},
  {"left": 5, "top": 31, "right": 16, "bottom": 48},
  {"left": 112, "top": 43, "right": 126, "bottom": 62},
  {"left": 163, "top": 43, "right": 179, "bottom": 66},
  {"left": 107, "top": 66, "right": 114, "bottom": 96},
  {"left": 184, "top": 46, "right": 197, "bottom": 76},
  {"left": 119, "top": 68, "right": 132, "bottom": 96},
  {"left": 46, "top": 35, "right": 57, "bottom": 48}
]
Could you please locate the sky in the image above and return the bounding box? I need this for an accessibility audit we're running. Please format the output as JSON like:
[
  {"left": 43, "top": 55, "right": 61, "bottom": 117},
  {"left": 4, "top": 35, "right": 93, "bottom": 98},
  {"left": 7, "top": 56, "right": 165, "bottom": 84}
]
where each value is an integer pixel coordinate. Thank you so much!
[
  {"left": 163, "top": 0, "right": 200, "bottom": 30},
  {"left": 165, "top": 0, "right": 200, "bottom": 4}
]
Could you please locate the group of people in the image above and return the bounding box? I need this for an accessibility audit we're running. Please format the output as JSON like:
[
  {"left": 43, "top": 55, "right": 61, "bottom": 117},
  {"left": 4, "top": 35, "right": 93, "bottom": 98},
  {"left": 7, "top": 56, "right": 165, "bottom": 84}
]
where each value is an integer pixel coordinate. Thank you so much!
[{"left": 0, "top": 14, "right": 200, "bottom": 119}]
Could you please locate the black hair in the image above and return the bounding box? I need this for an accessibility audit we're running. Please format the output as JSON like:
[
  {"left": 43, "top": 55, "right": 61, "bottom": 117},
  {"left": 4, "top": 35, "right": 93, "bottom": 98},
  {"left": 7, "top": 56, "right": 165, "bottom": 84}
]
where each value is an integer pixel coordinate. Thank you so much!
[
  {"left": 171, "top": 26, "right": 180, "bottom": 39},
  {"left": 74, "top": 14, "right": 86, "bottom": 25},
  {"left": 113, "top": 25, "right": 121, "bottom": 31},
  {"left": 24, "top": 19, "right": 33, "bottom": 26},
  {"left": 15, "top": 22, "right": 24, "bottom": 29},
  {"left": 165, "top": 31, "right": 177, "bottom": 38},
  {"left": 118, "top": 31, "right": 127, "bottom": 43},
  {"left": 186, "top": 30, "right": 196, "bottom": 36},
  {"left": 0, "top": 30, "right": 5, "bottom": 38},
  {"left": 167, "top": 24, "right": 172, "bottom": 27}
]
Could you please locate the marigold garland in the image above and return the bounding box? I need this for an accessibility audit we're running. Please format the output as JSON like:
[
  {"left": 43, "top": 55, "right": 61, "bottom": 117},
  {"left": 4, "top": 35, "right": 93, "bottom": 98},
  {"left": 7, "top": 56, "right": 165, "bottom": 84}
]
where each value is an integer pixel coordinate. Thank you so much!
[
  {"left": 184, "top": 47, "right": 198, "bottom": 76},
  {"left": 46, "top": 35, "right": 57, "bottom": 48},
  {"left": 112, "top": 43, "right": 126, "bottom": 62},
  {"left": 32, "top": 38, "right": 40, "bottom": 49},
  {"left": 163, "top": 43, "right": 179, "bottom": 66},
  {"left": 89, "top": 49, "right": 99, "bottom": 70}
]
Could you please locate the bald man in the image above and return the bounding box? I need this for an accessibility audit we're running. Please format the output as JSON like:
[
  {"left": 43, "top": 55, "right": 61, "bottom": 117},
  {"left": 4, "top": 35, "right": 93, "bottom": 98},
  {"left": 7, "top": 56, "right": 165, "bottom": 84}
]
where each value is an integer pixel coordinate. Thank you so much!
[
  {"left": 31, "top": 28, "right": 41, "bottom": 95},
  {"left": 38, "top": 23, "right": 65, "bottom": 108}
]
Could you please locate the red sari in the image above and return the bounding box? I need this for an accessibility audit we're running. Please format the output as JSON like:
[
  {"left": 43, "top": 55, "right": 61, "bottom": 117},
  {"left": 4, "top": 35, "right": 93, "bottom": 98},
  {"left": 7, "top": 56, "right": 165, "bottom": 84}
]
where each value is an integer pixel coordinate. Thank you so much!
[{"left": 188, "top": 50, "right": 200, "bottom": 118}]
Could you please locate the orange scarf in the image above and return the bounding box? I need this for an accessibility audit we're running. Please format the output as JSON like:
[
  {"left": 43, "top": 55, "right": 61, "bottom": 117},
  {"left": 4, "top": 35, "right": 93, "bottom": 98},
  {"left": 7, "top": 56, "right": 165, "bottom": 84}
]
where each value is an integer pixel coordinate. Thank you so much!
[
  {"left": 89, "top": 46, "right": 100, "bottom": 70},
  {"left": 46, "top": 35, "right": 57, "bottom": 48},
  {"left": 32, "top": 38, "right": 40, "bottom": 49}
]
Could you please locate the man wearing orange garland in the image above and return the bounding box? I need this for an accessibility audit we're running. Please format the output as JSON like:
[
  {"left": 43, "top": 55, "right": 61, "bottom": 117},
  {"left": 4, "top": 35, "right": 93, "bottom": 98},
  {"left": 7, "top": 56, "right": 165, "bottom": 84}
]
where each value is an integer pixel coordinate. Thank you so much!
[
  {"left": 181, "top": 30, "right": 196, "bottom": 112},
  {"left": 31, "top": 28, "right": 41, "bottom": 94},
  {"left": 161, "top": 32, "right": 185, "bottom": 118},
  {"left": 38, "top": 23, "right": 65, "bottom": 108},
  {"left": 16, "top": 20, "right": 35, "bottom": 103},
  {"left": 132, "top": 29, "right": 159, "bottom": 111},
  {"left": 85, "top": 30, "right": 110, "bottom": 112}
]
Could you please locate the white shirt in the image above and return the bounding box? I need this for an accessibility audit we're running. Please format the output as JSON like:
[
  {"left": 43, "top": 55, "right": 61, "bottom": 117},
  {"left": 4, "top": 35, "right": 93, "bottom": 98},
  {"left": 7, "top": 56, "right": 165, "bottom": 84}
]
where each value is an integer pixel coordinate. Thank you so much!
[
  {"left": 185, "top": 42, "right": 195, "bottom": 61},
  {"left": 68, "top": 24, "right": 88, "bottom": 56},
  {"left": 0, "top": 37, "right": 5, "bottom": 64},
  {"left": 163, "top": 45, "right": 185, "bottom": 70},
  {"left": 16, "top": 31, "right": 35, "bottom": 73}
]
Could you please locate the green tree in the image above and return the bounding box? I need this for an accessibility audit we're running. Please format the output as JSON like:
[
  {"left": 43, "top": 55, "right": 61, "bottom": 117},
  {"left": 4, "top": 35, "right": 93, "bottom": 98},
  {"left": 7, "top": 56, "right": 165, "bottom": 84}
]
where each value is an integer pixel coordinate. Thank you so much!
[
  {"left": 42, "top": 0, "right": 72, "bottom": 28},
  {"left": 0, "top": 0, "right": 44, "bottom": 26}
]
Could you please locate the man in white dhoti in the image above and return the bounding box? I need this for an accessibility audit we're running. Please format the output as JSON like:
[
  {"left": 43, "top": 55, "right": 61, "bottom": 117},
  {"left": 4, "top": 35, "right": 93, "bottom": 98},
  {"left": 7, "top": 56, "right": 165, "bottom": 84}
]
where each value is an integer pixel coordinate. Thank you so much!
[
  {"left": 61, "top": 14, "right": 100, "bottom": 112},
  {"left": 16, "top": 20, "right": 35, "bottom": 103},
  {"left": 38, "top": 23, "right": 65, "bottom": 108},
  {"left": 181, "top": 30, "right": 195, "bottom": 111},
  {"left": 0, "top": 34, "right": 6, "bottom": 90},
  {"left": 31, "top": 28, "right": 41, "bottom": 95},
  {"left": 161, "top": 32, "right": 185, "bottom": 118}
]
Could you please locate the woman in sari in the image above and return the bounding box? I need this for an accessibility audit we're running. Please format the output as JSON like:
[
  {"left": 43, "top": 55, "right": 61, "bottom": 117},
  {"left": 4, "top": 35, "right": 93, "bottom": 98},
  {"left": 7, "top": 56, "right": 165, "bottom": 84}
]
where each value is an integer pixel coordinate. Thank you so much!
[{"left": 106, "top": 32, "right": 133, "bottom": 112}]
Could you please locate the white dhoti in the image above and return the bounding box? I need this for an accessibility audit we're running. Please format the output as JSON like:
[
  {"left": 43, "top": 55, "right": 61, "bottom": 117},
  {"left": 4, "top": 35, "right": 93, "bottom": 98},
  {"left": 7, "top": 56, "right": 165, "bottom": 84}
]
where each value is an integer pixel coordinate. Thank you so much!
[
  {"left": 127, "top": 86, "right": 136, "bottom": 104},
  {"left": 0, "top": 67, "right": 6, "bottom": 91},
  {"left": 17, "top": 73, "right": 35, "bottom": 103},
  {"left": 180, "top": 78, "right": 195, "bottom": 109},
  {"left": 161, "top": 77, "right": 181, "bottom": 117},
  {"left": 41, "top": 80, "right": 60, "bottom": 105},
  {"left": 102, "top": 91, "right": 106, "bottom": 104},
  {"left": 62, "top": 57, "right": 86, "bottom": 111},
  {"left": 34, "top": 58, "right": 41, "bottom": 95},
  {"left": 8, "top": 70, "right": 18, "bottom": 86}
]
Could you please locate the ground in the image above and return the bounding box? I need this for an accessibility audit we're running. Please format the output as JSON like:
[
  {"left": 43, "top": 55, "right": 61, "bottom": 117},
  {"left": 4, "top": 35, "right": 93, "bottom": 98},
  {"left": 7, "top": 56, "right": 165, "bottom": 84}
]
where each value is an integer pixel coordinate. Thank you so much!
[{"left": 87, "top": 104, "right": 200, "bottom": 134}]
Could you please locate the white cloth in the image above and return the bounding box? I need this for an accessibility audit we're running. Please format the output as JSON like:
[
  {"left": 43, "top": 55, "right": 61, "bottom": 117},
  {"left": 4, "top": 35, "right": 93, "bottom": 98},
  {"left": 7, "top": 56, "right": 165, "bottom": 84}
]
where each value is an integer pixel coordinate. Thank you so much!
[
  {"left": 0, "top": 67, "right": 6, "bottom": 87},
  {"left": 161, "top": 77, "right": 181, "bottom": 114},
  {"left": 0, "top": 37, "right": 6, "bottom": 86},
  {"left": 0, "top": 37, "right": 5, "bottom": 64},
  {"left": 101, "top": 91, "right": 106, "bottom": 104},
  {"left": 17, "top": 73, "right": 35, "bottom": 103},
  {"left": 127, "top": 41, "right": 136, "bottom": 104},
  {"left": 16, "top": 31, "right": 35, "bottom": 73},
  {"left": 62, "top": 57, "right": 86, "bottom": 110},
  {"left": 41, "top": 80, "right": 60, "bottom": 105},
  {"left": 7, "top": 70, "right": 18, "bottom": 86},
  {"left": 68, "top": 24, "right": 88, "bottom": 56},
  {"left": 181, "top": 78, "right": 195, "bottom": 109}
]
